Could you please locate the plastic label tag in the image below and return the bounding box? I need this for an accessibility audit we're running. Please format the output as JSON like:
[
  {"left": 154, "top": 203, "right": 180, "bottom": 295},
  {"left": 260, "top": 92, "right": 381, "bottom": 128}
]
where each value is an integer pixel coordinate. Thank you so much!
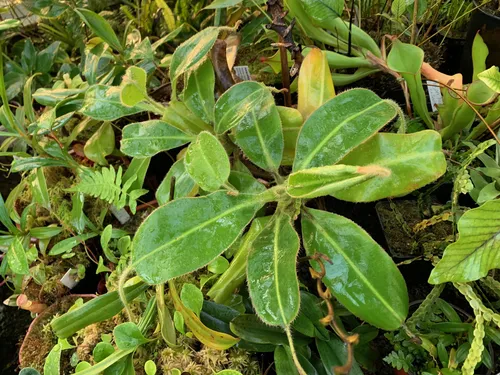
[
  {"left": 427, "top": 80, "right": 443, "bottom": 110},
  {"left": 60, "top": 269, "right": 79, "bottom": 289},
  {"left": 234, "top": 66, "right": 252, "bottom": 81},
  {"left": 110, "top": 205, "right": 131, "bottom": 225}
]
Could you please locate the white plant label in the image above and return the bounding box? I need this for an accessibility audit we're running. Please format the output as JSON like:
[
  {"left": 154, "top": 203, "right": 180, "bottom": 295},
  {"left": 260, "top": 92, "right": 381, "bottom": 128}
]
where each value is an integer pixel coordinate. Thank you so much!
[
  {"left": 234, "top": 66, "right": 252, "bottom": 81},
  {"left": 427, "top": 80, "right": 443, "bottom": 110}
]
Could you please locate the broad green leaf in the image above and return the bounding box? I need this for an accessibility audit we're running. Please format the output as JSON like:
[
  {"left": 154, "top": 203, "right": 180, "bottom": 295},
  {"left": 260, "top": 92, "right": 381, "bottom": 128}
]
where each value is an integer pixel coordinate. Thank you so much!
[
  {"left": 0, "top": 193, "right": 17, "bottom": 233},
  {"left": 215, "top": 81, "right": 272, "bottom": 134},
  {"left": 132, "top": 191, "right": 267, "bottom": 284},
  {"left": 144, "top": 360, "right": 156, "bottom": 375},
  {"left": 293, "top": 89, "right": 397, "bottom": 171},
  {"left": 297, "top": 48, "right": 335, "bottom": 120},
  {"left": 228, "top": 171, "right": 266, "bottom": 194},
  {"left": 181, "top": 283, "right": 204, "bottom": 316},
  {"left": 331, "top": 131, "right": 447, "bottom": 202},
  {"left": 43, "top": 343, "right": 62, "bottom": 375},
  {"left": 302, "top": 208, "right": 408, "bottom": 330},
  {"left": 49, "top": 233, "right": 98, "bottom": 256},
  {"left": 299, "top": 0, "right": 343, "bottom": 26},
  {"left": 287, "top": 164, "right": 389, "bottom": 199},
  {"left": 30, "top": 226, "right": 63, "bottom": 239},
  {"left": 472, "top": 33, "right": 489, "bottom": 81},
  {"left": 274, "top": 346, "right": 318, "bottom": 375},
  {"left": 31, "top": 168, "right": 50, "bottom": 209},
  {"left": 316, "top": 335, "right": 364, "bottom": 375},
  {"left": 0, "top": 19, "right": 20, "bottom": 32},
  {"left": 208, "top": 256, "right": 229, "bottom": 274},
  {"left": 120, "top": 120, "right": 194, "bottom": 158},
  {"left": 7, "top": 237, "right": 29, "bottom": 275},
  {"left": 120, "top": 67, "right": 148, "bottom": 107},
  {"left": 33, "top": 88, "right": 85, "bottom": 107},
  {"left": 278, "top": 106, "right": 303, "bottom": 166},
  {"left": 429, "top": 199, "right": 500, "bottom": 284},
  {"left": 387, "top": 40, "right": 433, "bottom": 128},
  {"left": 114, "top": 322, "right": 149, "bottom": 350},
  {"left": 156, "top": 158, "right": 197, "bottom": 204},
  {"left": 247, "top": 213, "right": 300, "bottom": 326},
  {"left": 231, "top": 88, "right": 283, "bottom": 172},
  {"left": 163, "top": 100, "right": 212, "bottom": 134},
  {"left": 123, "top": 157, "right": 151, "bottom": 191},
  {"left": 93, "top": 342, "right": 114, "bottom": 363},
  {"left": 75, "top": 9, "right": 123, "bottom": 52},
  {"left": 467, "top": 79, "right": 496, "bottom": 105},
  {"left": 84, "top": 122, "right": 115, "bottom": 165},
  {"left": 170, "top": 282, "right": 239, "bottom": 349},
  {"left": 185, "top": 131, "right": 230, "bottom": 192},
  {"left": 19, "top": 368, "right": 40, "bottom": 375},
  {"left": 478, "top": 66, "right": 500, "bottom": 93},
  {"left": 80, "top": 85, "right": 149, "bottom": 121},
  {"left": 183, "top": 59, "right": 215, "bottom": 123},
  {"left": 391, "top": 0, "right": 407, "bottom": 17},
  {"left": 170, "top": 27, "right": 220, "bottom": 84}
]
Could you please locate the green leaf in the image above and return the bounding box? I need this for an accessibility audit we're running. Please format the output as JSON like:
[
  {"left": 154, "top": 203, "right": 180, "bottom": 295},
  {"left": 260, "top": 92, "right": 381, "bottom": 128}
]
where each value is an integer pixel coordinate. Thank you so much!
[
  {"left": 7, "top": 236, "right": 29, "bottom": 275},
  {"left": 183, "top": 59, "right": 215, "bottom": 123},
  {"left": 297, "top": 48, "right": 335, "bottom": 120},
  {"left": 0, "top": 193, "right": 17, "bottom": 233},
  {"left": 0, "top": 19, "right": 21, "bottom": 32},
  {"left": 478, "top": 66, "right": 500, "bottom": 93},
  {"left": 101, "top": 224, "right": 118, "bottom": 263},
  {"left": 84, "top": 122, "right": 115, "bottom": 165},
  {"left": 293, "top": 89, "right": 397, "bottom": 171},
  {"left": 205, "top": 0, "right": 243, "bottom": 9},
  {"left": 429, "top": 199, "right": 500, "bottom": 284},
  {"left": 302, "top": 208, "right": 408, "bottom": 330},
  {"left": 120, "top": 120, "right": 193, "bottom": 158},
  {"left": 132, "top": 191, "right": 267, "bottom": 284},
  {"left": 114, "top": 322, "right": 149, "bottom": 350},
  {"left": 316, "top": 335, "right": 364, "bottom": 375},
  {"left": 185, "top": 131, "right": 230, "bottom": 192},
  {"left": 31, "top": 168, "right": 50, "bottom": 210},
  {"left": 278, "top": 106, "right": 303, "bottom": 166},
  {"left": 93, "top": 342, "right": 114, "bottom": 363},
  {"left": 30, "top": 226, "right": 63, "bottom": 239},
  {"left": 247, "top": 213, "right": 300, "bottom": 326},
  {"left": 170, "top": 27, "right": 220, "bottom": 84},
  {"left": 208, "top": 256, "right": 230, "bottom": 274},
  {"left": 299, "top": 0, "right": 343, "bottom": 25},
  {"left": 49, "top": 233, "right": 98, "bottom": 256},
  {"left": 287, "top": 164, "right": 388, "bottom": 199},
  {"left": 331, "top": 131, "right": 447, "bottom": 202},
  {"left": 43, "top": 343, "right": 62, "bottom": 375},
  {"left": 274, "top": 346, "right": 299, "bottom": 375},
  {"left": 228, "top": 171, "right": 266, "bottom": 194},
  {"left": 96, "top": 256, "right": 111, "bottom": 274},
  {"left": 19, "top": 368, "right": 40, "bottom": 375},
  {"left": 11, "top": 157, "right": 69, "bottom": 172},
  {"left": 80, "top": 85, "right": 149, "bottom": 121},
  {"left": 75, "top": 8, "right": 123, "bottom": 52},
  {"left": 391, "top": 0, "right": 407, "bottom": 17},
  {"left": 123, "top": 157, "right": 151, "bottom": 191},
  {"left": 387, "top": 40, "right": 433, "bottom": 128},
  {"left": 156, "top": 158, "right": 197, "bottom": 204},
  {"left": 214, "top": 81, "right": 271, "bottom": 134},
  {"left": 33, "top": 88, "right": 85, "bottom": 107},
  {"left": 120, "top": 67, "right": 148, "bottom": 107},
  {"left": 472, "top": 33, "right": 489, "bottom": 81},
  {"left": 144, "top": 360, "right": 157, "bottom": 375},
  {"left": 181, "top": 283, "right": 204, "bottom": 316}
]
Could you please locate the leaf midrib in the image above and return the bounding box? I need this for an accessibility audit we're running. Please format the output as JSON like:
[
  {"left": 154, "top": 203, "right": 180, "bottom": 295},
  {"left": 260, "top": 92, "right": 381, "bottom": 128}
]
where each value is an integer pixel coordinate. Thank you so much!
[
  {"left": 216, "top": 87, "right": 265, "bottom": 133},
  {"left": 310, "top": 215, "right": 404, "bottom": 323}
]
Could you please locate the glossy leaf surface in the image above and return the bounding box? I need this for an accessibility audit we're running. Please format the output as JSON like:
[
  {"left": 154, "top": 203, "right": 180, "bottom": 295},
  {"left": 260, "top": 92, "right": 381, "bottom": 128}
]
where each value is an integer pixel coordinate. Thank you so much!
[
  {"left": 7, "top": 236, "right": 29, "bottom": 275},
  {"left": 429, "top": 199, "right": 500, "bottom": 284},
  {"left": 121, "top": 120, "right": 194, "bottom": 158},
  {"left": 293, "top": 89, "right": 396, "bottom": 171},
  {"left": 184, "top": 59, "right": 215, "bottom": 123},
  {"left": 247, "top": 213, "right": 300, "bottom": 326},
  {"left": 76, "top": 9, "right": 123, "bottom": 52},
  {"left": 331, "top": 131, "right": 446, "bottom": 202},
  {"left": 84, "top": 122, "right": 115, "bottom": 165},
  {"left": 80, "top": 85, "right": 149, "bottom": 121},
  {"left": 278, "top": 106, "right": 303, "bottom": 166},
  {"left": 181, "top": 283, "right": 204, "bottom": 317},
  {"left": 302, "top": 208, "right": 408, "bottom": 330},
  {"left": 316, "top": 335, "right": 363, "bottom": 375},
  {"left": 156, "top": 159, "right": 197, "bottom": 205},
  {"left": 132, "top": 192, "right": 266, "bottom": 284},
  {"left": 114, "top": 322, "right": 149, "bottom": 350},
  {"left": 298, "top": 48, "right": 335, "bottom": 120},
  {"left": 478, "top": 66, "right": 500, "bottom": 93},
  {"left": 185, "top": 131, "right": 230, "bottom": 192}
]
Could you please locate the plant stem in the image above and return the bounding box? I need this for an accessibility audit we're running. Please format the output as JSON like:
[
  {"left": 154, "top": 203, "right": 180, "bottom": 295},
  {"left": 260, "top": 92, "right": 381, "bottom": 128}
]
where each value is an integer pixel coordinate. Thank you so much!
[
  {"left": 285, "top": 326, "right": 307, "bottom": 375},
  {"left": 410, "top": 0, "right": 419, "bottom": 44},
  {"left": 118, "top": 265, "right": 135, "bottom": 322}
]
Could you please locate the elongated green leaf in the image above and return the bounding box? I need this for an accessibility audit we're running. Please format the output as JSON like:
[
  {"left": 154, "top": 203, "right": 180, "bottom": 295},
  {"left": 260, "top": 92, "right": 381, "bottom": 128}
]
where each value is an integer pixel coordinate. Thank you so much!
[
  {"left": 302, "top": 208, "right": 408, "bottom": 330},
  {"left": 205, "top": 0, "right": 243, "bottom": 9},
  {"left": 11, "top": 157, "right": 69, "bottom": 172},
  {"left": 331, "top": 130, "right": 447, "bottom": 202},
  {"left": 478, "top": 66, "right": 500, "bottom": 93},
  {"left": 472, "top": 33, "right": 488, "bottom": 81},
  {"left": 299, "top": 0, "right": 343, "bottom": 25},
  {"left": 84, "top": 122, "right": 115, "bottom": 165},
  {"left": 247, "top": 213, "right": 300, "bottom": 326},
  {"left": 185, "top": 131, "right": 230, "bottom": 192},
  {"left": 75, "top": 9, "right": 123, "bottom": 52},
  {"left": 170, "top": 27, "right": 220, "bottom": 83},
  {"left": 287, "top": 164, "right": 389, "bottom": 199},
  {"left": 215, "top": 81, "right": 271, "bottom": 134},
  {"left": 7, "top": 236, "right": 29, "bottom": 275},
  {"left": 229, "top": 314, "right": 292, "bottom": 346},
  {"left": 33, "top": 88, "right": 85, "bottom": 107},
  {"left": 31, "top": 168, "right": 50, "bottom": 210},
  {"left": 156, "top": 159, "right": 197, "bottom": 204},
  {"left": 123, "top": 157, "right": 151, "bottom": 191},
  {"left": 170, "top": 282, "right": 239, "bottom": 349},
  {"left": 30, "top": 226, "right": 63, "bottom": 239},
  {"left": 184, "top": 59, "right": 215, "bottom": 123},
  {"left": 120, "top": 120, "right": 194, "bottom": 158},
  {"left": 132, "top": 191, "right": 267, "bottom": 284},
  {"left": 391, "top": 0, "right": 407, "bottom": 17},
  {"left": 0, "top": 193, "right": 17, "bottom": 233},
  {"left": 316, "top": 335, "right": 363, "bottom": 375},
  {"left": 429, "top": 199, "right": 500, "bottom": 284},
  {"left": 293, "top": 89, "right": 397, "bottom": 171},
  {"left": 387, "top": 40, "right": 433, "bottom": 128},
  {"left": 80, "top": 85, "right": 149, "bottom": 121},
  {"left": 49, "top": 233, "right": 98, "bottom": 256},
  {"left": 51, "top": 282, "right": 148, "bottom": 338},
  {"left": 43, "top": 343, "right": 62, "bottom": 375},
  {"left": 0, "top": 19, "right": 21, "bottom": 32},
  {"left": 297, "top": 48, "right": 335, "bottom": 120},
  {"left": 278, "top": 106, "right": 303, "bottom": 166}
]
